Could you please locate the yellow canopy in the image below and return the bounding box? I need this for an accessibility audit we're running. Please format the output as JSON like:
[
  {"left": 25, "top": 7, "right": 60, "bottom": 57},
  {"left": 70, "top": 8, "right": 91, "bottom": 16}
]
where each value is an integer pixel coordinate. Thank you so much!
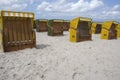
[
  {"left": 70, "top": 17, "right": 92, "bottom": 29},
  {"left": 102, "top": 21, "right": 118, "bottom": 30},
  {"left": 0, "top": 10, "right": 34, "bottom": 18}
]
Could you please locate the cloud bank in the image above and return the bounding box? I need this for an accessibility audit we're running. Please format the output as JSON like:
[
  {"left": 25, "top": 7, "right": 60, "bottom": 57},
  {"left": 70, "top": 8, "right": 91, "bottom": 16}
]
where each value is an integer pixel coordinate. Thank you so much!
[{"left": 0, "top": 0, "right": 120, "bottom": 21}]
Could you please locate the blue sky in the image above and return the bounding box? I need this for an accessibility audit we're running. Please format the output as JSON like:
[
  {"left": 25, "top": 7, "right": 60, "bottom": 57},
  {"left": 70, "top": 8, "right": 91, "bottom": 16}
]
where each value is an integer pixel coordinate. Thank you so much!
[{"left": 0, "top": 0, "right": 120, "bottom": 22}]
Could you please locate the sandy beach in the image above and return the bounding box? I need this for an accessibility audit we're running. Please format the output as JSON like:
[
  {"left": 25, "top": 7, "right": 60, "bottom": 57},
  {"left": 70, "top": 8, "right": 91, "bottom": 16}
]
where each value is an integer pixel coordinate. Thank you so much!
[{"left": 0, "top": 31, "right": 120, "bottom": 80}]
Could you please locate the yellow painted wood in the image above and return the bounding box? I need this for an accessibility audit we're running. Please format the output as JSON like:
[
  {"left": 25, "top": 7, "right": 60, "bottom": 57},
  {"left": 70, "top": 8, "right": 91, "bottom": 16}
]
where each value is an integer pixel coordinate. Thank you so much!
[
  {"left": 91, "top": 23, "right": 97, "bottom": 34},
  {"left": 116, "top": 24, "right": 120, "bottom": 38},
  {"left": 0, "top": 16, "right": 4, "bottom": 52},
  {"left": 69, "top": 17, "right": 92, "bottom": 42},
  {"left": 100, "top": 29, "right": 109, "bottom": 39},
  {"left": 91, "top": 22, "right": 102, "bottom": 34},
  {"left": 103, "top": 21, "right": 112, "bottom": 29},
  {"left": 101, "top": 20, "right": 118, "bottom": 39},
  {"left": 69, "top": 29, "right": 78, "bottom": 42},
  {"left": 70, "top": 17, "right": 79, "bottom": 29}
]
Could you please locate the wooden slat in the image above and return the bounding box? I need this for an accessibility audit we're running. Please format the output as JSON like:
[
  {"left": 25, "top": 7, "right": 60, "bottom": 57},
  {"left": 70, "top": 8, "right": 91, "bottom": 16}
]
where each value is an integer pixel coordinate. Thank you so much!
[
  {"left": 28, "top": 18, "right": 33, "bottom": 43},
  {"left": 23, "top": 18, "right": 26, "bottom": 43},
  {"left": 17, "top": 18, "right": 22, "bottom": 44},
  {"left": 11, "top": 18, "right": 14, "bottom": 44},
  {"left": 12, "top": 17, "right": 18, "bottom": 45},
  {"left": 3, "top": 18, "right": 9, "bottom": 47},
  {"left": 17, "top": 18, "right": 20, "bottom": 42},
  {"left": 26, "top": 18, "right": 30, "bottom": 42},
  {"left": 8, "top": 18, "right": 13, "bottom": 45},
  {"left": 19, "top": 18, "right": 23, "bottom": 44},
  {"left": 24, "top": 18, "right": 29, "bottom": 44},
  {"left": 21, "top": 18, "right": 25, "bottom": 43}
]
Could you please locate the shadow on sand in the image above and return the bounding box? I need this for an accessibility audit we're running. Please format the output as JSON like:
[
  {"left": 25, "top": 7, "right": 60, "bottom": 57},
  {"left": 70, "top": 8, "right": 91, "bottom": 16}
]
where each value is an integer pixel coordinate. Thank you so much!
[{"left": 36, "top": 44, "right": 51, "bottom": 49}]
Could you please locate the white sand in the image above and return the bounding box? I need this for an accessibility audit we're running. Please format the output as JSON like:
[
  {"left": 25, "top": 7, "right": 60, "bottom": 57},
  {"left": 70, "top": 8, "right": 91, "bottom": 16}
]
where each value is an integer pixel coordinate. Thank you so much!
[{"left": 0, "top": 31, "right": 120, "bottom": 80}]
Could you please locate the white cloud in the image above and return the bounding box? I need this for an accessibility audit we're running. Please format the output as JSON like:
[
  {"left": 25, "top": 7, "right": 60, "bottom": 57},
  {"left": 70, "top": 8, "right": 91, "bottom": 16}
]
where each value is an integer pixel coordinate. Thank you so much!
[
  {"left": 0, "top": 0, "right": 32, "bottom": 11},
  {"left": 69, "top": 0, "right": 103, "bottom": 12},
  {"left": 37, "top": 0, "right": 103, "bottom": 13},
  {"left": 103, "top": 11, "right": 119, "bottom": 15},
  {"left": 0, "top": 0, "right": 18, "bottom": 5},
  {"left": 102, "top": 5, "right": 120, "bottom": 17},
  {"left": 36, "top": 0, "right": 104, "bottom": 20},
  {"left": 37, "top": 2, "right": 52, "bottom": 11},
  {"left": 89, "top": 4, "right": 120, "bottom": 21},
  {"left": 0, "top": 0, "right": 120, "bottom": 21},
  {"left": 29, "top": 0, "right": 34, "bottom": 4},
  {"left": 36, "top": 0, "right": 120, "bottom": 21},
  {"left": 112, "top": 5, "right": 120, "bottom": 10},
  {"left": 1, "top": 4, "right": 27, "bottom": 11},
  {"left": 11, "top": 4, "right": 27, "bottom": 10}
]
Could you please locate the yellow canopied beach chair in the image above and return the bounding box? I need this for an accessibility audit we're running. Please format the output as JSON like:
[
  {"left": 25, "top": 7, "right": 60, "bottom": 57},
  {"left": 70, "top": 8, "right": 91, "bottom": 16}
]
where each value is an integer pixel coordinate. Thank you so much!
[
  {"left": 69, "top": 17, "right": 92, "bottom": 42},
  {"left": 100, "top": 21, "right": 118, "bottom": 40},
  {"left": 0, "top": 10, "right": 36, "bottom": 52},
  {"left": 91, "top": 22, "right": 102, "bottom": 34}
]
